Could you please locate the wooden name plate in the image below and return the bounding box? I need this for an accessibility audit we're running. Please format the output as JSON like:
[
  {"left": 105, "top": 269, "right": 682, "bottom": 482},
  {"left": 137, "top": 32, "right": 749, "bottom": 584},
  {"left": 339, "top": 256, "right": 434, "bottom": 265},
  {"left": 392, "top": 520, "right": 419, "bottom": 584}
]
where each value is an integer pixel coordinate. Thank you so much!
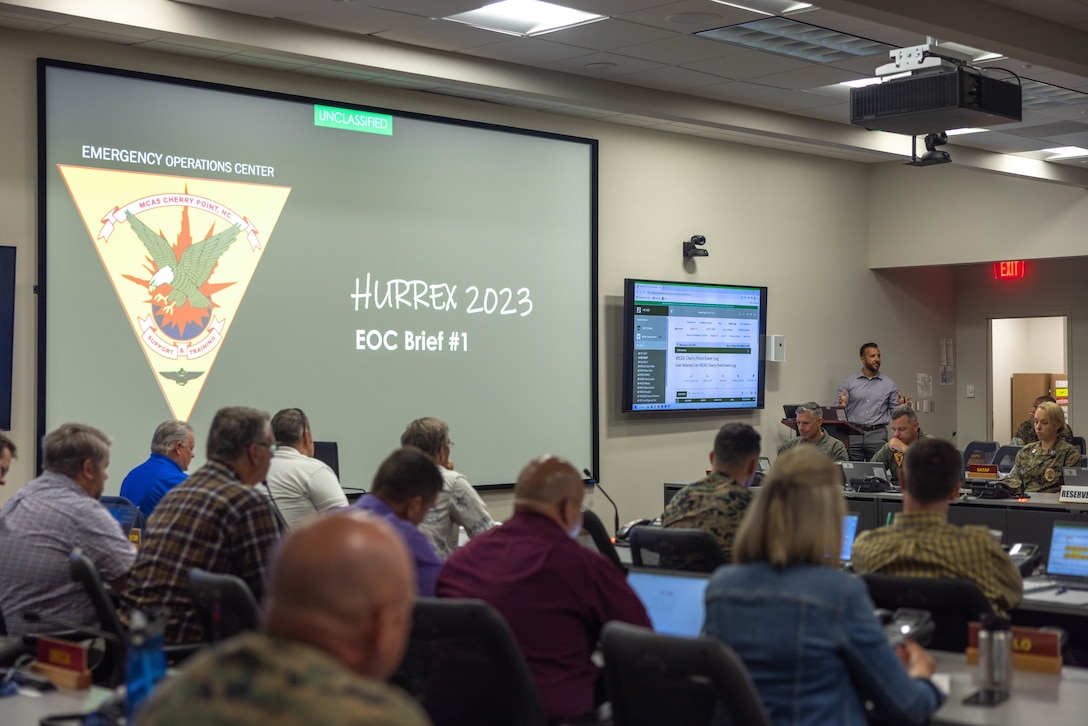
[{"left": 965, "top": 623, "right": 1062, "bottom": 674}]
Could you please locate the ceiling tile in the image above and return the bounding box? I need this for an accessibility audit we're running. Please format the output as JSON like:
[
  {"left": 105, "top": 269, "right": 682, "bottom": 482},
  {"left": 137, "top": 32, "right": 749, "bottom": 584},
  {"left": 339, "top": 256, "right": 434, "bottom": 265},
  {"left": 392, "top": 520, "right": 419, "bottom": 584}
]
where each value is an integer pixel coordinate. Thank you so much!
[
  {"left": 374, "top": 17, "right": 510, "bottom": 52},
  {"left": 460, "top": 37, "right": 595, "bottom": 65},
  {"left": 685, "top": 49, "right": 810, "bottom": 80},
  {"left": 615, "top": 0, "right": 762, "bottom": 33},
  {"left": 618, "top": 65, "right": 732, "bottom": 90},
  {"left": 542, "top": 18, "right": 674, "bottom": 51},
  {"left": 750, "top": 63, "right": 861, "bottom": 90},
  {"left": 616, "top": 34, "right": 747, "bottom": 65},
  {"left": 538, "top": 51, "right": 665, "bottom": 77}
]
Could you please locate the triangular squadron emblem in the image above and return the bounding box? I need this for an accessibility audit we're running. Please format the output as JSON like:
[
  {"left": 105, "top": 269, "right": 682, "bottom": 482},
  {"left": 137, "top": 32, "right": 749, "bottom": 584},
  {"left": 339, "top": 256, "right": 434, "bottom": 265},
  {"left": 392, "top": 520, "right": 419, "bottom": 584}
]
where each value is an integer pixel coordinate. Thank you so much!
[{"left": 59, "top": 166, "right": 292, "bottom": 421}]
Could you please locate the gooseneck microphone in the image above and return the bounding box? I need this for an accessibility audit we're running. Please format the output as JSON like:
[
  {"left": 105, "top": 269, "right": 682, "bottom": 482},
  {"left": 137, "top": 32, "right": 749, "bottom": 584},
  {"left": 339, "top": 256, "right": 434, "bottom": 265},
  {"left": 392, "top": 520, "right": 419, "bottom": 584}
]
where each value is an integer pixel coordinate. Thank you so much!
[{"left": 583, "top": 468, "right": 620, "bottom": 535}]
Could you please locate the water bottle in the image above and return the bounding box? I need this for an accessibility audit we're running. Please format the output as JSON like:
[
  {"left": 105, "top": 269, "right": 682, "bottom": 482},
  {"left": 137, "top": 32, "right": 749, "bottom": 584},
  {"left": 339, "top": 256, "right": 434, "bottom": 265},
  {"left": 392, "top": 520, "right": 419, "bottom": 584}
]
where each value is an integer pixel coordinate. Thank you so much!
[
  {"left": 125, "top": 609, "right": 167, "bottom": 719},
  {"left": 978, "top": 614, "right": 1013, "bottom": 695}
]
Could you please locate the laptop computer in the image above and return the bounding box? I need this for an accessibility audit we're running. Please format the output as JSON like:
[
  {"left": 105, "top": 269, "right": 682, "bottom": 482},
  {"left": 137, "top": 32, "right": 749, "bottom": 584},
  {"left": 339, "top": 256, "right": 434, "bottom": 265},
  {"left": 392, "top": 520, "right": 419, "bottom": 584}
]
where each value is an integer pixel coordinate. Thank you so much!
[
  {"left": 1044, "top": 521, "right": 1088, "bottom": 589},
  {"left": 841, "top": 513, "right": 860, "bottom": 565},
  {"left": 105, "top": 504, "right": 138, "bottom": 537},
  {"left": 626, "top": 568, "right": 711, "bottom": 638},
  {"left": 838, "top": 461, "right": 890, "bottom": 491},
  {"left": 758, "top": 456, "right": 771, "bottom": 474}
]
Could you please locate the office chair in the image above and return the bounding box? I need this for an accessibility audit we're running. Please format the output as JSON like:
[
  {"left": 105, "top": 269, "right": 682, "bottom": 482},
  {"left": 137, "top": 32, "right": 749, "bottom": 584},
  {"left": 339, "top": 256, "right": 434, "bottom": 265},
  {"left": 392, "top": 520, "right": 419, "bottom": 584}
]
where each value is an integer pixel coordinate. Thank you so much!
[
  {"left": 68, "top": 548, "right": 131, "bottom": 687},
  {"left": 600, "top": 621, "right": 772, "bottom": 726},
  {"left": 579, "top": 509, "right": 625, "bottom": 573},
  {"left": 992, "top": 445, "right": 1021, "bottom": 474},
  {"left": 628, "top": 526, "right": 725, "bottom": 573},
  {"left": 860, "top": 574, "right": 994, "bottom": 652},
  {"left": 393, "top": 597, "right": 549, "bottom": 726},
  {"left": 962, "top": 441, "right": 999, "bottom": 466},
  {"left": 1072, "top": 436, "right": 1087, "bottom": 457},
  {"left": 188, "top": 568, "right": 261, "bottom": 643}
]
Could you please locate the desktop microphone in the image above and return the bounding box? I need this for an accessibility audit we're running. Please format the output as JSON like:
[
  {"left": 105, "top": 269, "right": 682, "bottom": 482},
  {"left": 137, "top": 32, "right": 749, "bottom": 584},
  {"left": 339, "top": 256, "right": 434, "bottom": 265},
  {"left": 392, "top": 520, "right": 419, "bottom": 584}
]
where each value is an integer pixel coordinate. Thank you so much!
[
  {"left": 951, "top": 430, "right": 957, "bottom": 444},
  {"left": 583, "top": 468, "right": 620, "bottom": 535}
]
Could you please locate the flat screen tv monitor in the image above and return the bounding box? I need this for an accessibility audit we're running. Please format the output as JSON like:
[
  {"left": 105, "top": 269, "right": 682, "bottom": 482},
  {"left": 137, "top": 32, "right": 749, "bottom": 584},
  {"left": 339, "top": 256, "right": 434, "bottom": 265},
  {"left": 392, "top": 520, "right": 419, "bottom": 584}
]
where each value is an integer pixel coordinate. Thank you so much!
[{"left": 622, "top": 279, "right": 767, "bottom": 413}]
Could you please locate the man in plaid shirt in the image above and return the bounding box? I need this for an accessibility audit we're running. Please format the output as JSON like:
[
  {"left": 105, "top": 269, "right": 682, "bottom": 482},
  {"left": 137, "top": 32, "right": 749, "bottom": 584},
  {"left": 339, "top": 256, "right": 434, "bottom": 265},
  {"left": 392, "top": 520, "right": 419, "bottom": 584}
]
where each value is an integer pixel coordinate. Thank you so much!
[{"left": 124, "top": 406, "right": 280, "bottom": 644}]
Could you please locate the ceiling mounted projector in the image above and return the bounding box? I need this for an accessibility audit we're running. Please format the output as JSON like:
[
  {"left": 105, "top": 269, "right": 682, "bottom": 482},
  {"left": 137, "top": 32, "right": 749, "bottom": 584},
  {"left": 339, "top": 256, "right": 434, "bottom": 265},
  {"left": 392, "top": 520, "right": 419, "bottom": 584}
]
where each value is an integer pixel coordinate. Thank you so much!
[{"left": 849, "top": 43, "right": 1021, "bottom": 136}]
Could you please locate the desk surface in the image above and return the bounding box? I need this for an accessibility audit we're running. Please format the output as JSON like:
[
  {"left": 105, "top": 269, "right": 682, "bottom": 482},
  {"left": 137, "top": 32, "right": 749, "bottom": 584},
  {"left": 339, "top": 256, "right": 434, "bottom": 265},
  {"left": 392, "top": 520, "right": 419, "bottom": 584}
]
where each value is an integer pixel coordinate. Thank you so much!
[
  {"left": 932, "top": 651, "right": 1088, "bottom": 725},
  {"left": 4, "top": 685, "right": 113, "bottom": 725}
]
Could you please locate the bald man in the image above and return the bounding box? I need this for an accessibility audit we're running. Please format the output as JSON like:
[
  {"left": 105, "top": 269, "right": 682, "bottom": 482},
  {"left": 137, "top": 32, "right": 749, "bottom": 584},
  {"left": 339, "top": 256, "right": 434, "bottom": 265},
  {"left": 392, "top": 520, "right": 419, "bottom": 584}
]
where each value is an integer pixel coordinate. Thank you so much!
[
  {"left": 136, "top": 512, "right": 429, "bottom": 726},
  {"left": 437, "top": 455, "right": 650, "bottom": 723}
]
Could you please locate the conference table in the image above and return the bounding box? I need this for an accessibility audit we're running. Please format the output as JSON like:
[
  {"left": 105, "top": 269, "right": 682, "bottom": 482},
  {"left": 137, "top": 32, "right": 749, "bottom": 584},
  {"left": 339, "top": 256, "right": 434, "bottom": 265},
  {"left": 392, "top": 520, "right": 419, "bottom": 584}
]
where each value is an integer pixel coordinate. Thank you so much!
[
  {"left": 931, "top": 651, "right": 1088, "bottom": 725},
  {"left": 3, "top": 684, "right": 113, "bottom": 725}
]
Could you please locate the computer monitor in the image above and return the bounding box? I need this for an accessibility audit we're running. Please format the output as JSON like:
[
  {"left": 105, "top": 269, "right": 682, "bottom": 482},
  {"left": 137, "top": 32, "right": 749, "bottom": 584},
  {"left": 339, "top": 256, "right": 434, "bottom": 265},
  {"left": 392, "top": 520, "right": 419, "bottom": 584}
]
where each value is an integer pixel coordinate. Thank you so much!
[
  {"left": 841, "top": 513, "right": 860, "bottom": 563},
  {"left": 313, "top": 440, "right": 340, "bottom": 479}
]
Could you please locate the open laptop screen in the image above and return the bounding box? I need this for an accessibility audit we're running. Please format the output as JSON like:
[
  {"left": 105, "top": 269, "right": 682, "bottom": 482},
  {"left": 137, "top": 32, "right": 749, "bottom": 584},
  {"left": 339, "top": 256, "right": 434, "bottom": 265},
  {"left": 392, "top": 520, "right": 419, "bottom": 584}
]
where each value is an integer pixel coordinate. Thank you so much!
[
  {"left": 1046, "top": 521, "right": 1088, "bottom": 580},
  {"left": 841, "top": 513, "right": 860, "bottom": 562},
  {"left": 626, "top": 568, "right": 711, "bottom": 638}
]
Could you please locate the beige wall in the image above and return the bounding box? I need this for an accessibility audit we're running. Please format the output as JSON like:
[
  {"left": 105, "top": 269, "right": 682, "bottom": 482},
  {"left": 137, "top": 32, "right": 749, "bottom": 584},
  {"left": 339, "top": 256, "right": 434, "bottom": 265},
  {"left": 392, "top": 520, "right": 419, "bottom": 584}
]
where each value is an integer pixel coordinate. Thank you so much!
[
  {"left": 867, "top": 162, "right": 1088, "bottom": 269},
  {"left": 956, "top": 259, "right": 1088, "bottom": 450},
  {"left": 0, "top": 27, "right": 958, "bottom": 524}
]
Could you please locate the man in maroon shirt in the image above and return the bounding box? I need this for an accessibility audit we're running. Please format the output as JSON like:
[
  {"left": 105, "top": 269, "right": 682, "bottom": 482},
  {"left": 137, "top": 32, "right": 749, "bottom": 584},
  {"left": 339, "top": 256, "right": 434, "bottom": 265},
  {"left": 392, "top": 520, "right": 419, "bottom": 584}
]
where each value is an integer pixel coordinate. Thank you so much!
[{"left": 436, "top": 455, "right": 650, "bottom": 723}]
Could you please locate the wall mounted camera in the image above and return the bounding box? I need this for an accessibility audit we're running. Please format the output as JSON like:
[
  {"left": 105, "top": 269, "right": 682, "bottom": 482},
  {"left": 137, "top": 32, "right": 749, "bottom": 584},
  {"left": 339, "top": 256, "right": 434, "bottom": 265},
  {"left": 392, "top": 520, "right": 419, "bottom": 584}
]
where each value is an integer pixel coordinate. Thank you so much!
[{"left": 682, "top": 234, "right": 708, "bottom": 259}]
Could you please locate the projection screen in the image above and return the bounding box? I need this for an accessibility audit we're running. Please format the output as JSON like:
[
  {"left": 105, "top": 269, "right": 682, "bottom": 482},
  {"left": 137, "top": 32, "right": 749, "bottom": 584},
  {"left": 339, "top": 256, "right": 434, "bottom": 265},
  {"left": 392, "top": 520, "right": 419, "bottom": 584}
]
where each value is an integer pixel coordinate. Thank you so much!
[{"left": 39, "top": 60, "right": 597, "bottom": 490}]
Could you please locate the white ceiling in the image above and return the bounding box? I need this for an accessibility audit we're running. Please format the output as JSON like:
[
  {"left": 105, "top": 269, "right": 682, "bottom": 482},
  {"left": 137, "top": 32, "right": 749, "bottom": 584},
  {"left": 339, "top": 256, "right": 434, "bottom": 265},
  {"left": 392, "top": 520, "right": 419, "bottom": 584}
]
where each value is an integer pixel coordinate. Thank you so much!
[{"left": 4, "top": 0, "right": 1088, "bottom": 182}]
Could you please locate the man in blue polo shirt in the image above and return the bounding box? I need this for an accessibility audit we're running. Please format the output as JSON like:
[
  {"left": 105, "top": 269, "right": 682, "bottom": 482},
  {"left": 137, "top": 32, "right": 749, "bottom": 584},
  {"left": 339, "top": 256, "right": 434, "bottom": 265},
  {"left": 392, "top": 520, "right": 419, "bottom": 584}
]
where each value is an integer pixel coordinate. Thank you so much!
[
  {"left": 120, "top": 420, "right": 196, "bottom": 517},
  {"left": 837, "top": 342, "right": 911, "bottom": 461}
]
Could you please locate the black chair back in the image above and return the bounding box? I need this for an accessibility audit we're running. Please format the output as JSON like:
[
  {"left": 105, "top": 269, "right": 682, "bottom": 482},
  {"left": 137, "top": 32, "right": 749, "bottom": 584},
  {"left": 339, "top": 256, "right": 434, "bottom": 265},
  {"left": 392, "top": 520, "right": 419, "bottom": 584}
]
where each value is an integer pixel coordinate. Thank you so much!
[
  {"left": 188, "top": 568, "right": 260, "bottom": 643},
  {"left": 963, "top": 441, "right": 999, "bottom": 466},
  {"left": 69, "top": 548, "right": 128, "bottom": 687},
  {"left": 860, "top": 573, "right": 994, "bottom": 652},
  {"left": 992, "top": 445, "right": 1021, "bottom": 474},
  {"left": 393, "top": 598, "right": 547, "bottom": 726},
  {"left": 579, "top": 509, "right": 625, "bottom": 573},
  {"left": 1072, "top": 436, "right": 1087, "bottom": 457},
  {"left": 629, "top": 526, "right": 725, "bottom": 573},
  {"left": 601, "top": 621, "right": 771, "bottom": 726}
]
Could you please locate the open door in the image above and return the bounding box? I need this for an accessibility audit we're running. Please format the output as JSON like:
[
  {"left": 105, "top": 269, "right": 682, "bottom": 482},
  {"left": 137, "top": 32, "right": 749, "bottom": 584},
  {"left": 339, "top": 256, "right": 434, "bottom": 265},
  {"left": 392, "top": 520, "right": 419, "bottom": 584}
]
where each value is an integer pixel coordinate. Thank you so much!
[{"left": 989, "top": 316, "right": 1068, "bottom": 443}]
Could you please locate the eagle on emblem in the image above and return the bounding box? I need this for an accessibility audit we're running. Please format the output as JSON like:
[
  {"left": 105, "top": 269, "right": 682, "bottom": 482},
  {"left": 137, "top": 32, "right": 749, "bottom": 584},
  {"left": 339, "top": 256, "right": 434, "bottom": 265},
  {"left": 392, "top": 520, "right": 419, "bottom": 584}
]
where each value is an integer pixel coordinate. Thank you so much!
[
  {"left": 126, "top": 210, "right": 241, "bottom": 316},
  {"left": 159, "top": 368, "right": 205, "bottom": 386}
]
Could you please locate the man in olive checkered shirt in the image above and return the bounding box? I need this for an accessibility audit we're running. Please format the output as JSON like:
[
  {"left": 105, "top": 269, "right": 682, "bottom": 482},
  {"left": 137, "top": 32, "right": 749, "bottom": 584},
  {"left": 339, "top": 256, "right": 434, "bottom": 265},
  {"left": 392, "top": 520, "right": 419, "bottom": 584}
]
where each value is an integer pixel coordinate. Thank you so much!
[{"left": 852, "top": 438, "right": 1022, "bottom": 617}]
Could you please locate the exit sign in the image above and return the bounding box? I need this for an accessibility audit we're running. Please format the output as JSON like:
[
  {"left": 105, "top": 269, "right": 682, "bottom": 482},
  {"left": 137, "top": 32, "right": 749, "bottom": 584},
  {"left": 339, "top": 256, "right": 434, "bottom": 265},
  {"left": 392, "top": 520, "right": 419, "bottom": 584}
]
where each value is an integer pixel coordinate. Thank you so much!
[{"left": 993, "top": 260, "right": 1026, "bottom": 279}]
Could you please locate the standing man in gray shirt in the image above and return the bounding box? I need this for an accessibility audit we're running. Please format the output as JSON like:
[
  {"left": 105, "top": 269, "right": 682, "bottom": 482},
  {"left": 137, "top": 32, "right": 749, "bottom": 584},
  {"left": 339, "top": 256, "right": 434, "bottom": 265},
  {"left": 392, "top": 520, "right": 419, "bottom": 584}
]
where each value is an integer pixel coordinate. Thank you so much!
[{"left": 837, "top": 343, "right": 911, "bottom": 461}]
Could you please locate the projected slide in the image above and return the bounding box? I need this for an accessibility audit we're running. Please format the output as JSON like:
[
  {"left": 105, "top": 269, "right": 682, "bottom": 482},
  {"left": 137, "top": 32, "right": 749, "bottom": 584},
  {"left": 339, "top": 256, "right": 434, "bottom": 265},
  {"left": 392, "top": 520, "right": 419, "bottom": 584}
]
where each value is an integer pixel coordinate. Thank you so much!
[{"left": 41, "top": 62, "right": 595, "bottom": 488}]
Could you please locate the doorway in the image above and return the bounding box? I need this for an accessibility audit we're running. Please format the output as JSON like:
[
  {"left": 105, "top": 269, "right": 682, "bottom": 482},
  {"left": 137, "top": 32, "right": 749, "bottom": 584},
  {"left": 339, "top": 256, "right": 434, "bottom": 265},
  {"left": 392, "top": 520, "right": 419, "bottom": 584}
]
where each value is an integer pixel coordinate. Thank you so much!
[{"left": 989, "top": 316, "right": 1068, "bottom": 443}]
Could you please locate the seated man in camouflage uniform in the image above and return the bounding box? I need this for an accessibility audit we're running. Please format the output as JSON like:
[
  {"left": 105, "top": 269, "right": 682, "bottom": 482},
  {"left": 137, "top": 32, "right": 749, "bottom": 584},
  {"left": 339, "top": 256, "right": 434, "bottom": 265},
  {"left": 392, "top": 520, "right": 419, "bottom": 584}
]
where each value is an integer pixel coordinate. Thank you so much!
[
  {"left": 778, "top": 401, "right": 848, "bottom": 462},
  {"left": 661, "top": 423, "right": 760, "bottom": 563},
  {"left": 136, "top": 511, "right": 429, "bottom": 726}
]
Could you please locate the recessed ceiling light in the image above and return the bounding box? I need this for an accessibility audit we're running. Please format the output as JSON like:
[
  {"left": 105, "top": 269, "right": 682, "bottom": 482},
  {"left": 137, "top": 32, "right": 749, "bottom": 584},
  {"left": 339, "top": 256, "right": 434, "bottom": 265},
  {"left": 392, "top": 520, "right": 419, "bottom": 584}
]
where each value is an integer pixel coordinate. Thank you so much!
[
  {"left": 944, "top": 128, "right": 987, "bottom": 136},
  {"left": 444, "top": 0, "right": 605, "bottom": 37},
  {"left": 700, "top": 17, "right": 892, "bottom": 63},
  {"left": 1043, "top": 146, "right": 1088, "bottom": 159},
  {"left": 841, "top": 77, "right": 881, "bottom": 88},
  {"left": 585, "top": 62, "right": 618, "bottom": 71},
  {"left": 710, "top": 0, "right": 812, "bottom": 16}
]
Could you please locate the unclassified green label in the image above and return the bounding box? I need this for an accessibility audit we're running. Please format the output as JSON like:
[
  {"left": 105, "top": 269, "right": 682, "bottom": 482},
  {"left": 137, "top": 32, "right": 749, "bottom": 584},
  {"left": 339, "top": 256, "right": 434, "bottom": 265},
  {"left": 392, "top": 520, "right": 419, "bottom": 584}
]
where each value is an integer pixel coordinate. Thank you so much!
[{"left": 314, "top": 105, "right": 392, "bottom": 135}]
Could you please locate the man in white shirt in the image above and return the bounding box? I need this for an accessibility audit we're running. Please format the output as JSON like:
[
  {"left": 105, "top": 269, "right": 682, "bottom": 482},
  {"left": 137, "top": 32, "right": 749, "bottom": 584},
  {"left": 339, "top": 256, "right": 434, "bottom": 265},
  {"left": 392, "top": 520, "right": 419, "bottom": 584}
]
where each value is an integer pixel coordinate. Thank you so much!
[
  {"left": 265, "top": 408, "right": 347, "bottom": 529},
  {"left": 400, "top": 417, "right": 496, "bottom": 560}
]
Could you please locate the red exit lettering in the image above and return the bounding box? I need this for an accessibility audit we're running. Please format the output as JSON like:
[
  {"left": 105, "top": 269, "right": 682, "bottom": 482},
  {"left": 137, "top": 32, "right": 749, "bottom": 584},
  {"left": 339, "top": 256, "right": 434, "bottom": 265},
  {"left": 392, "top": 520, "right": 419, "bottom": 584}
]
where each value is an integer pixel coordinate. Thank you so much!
[{"left": 993, "top": 261, "right": 1026, "bottom": 279}]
